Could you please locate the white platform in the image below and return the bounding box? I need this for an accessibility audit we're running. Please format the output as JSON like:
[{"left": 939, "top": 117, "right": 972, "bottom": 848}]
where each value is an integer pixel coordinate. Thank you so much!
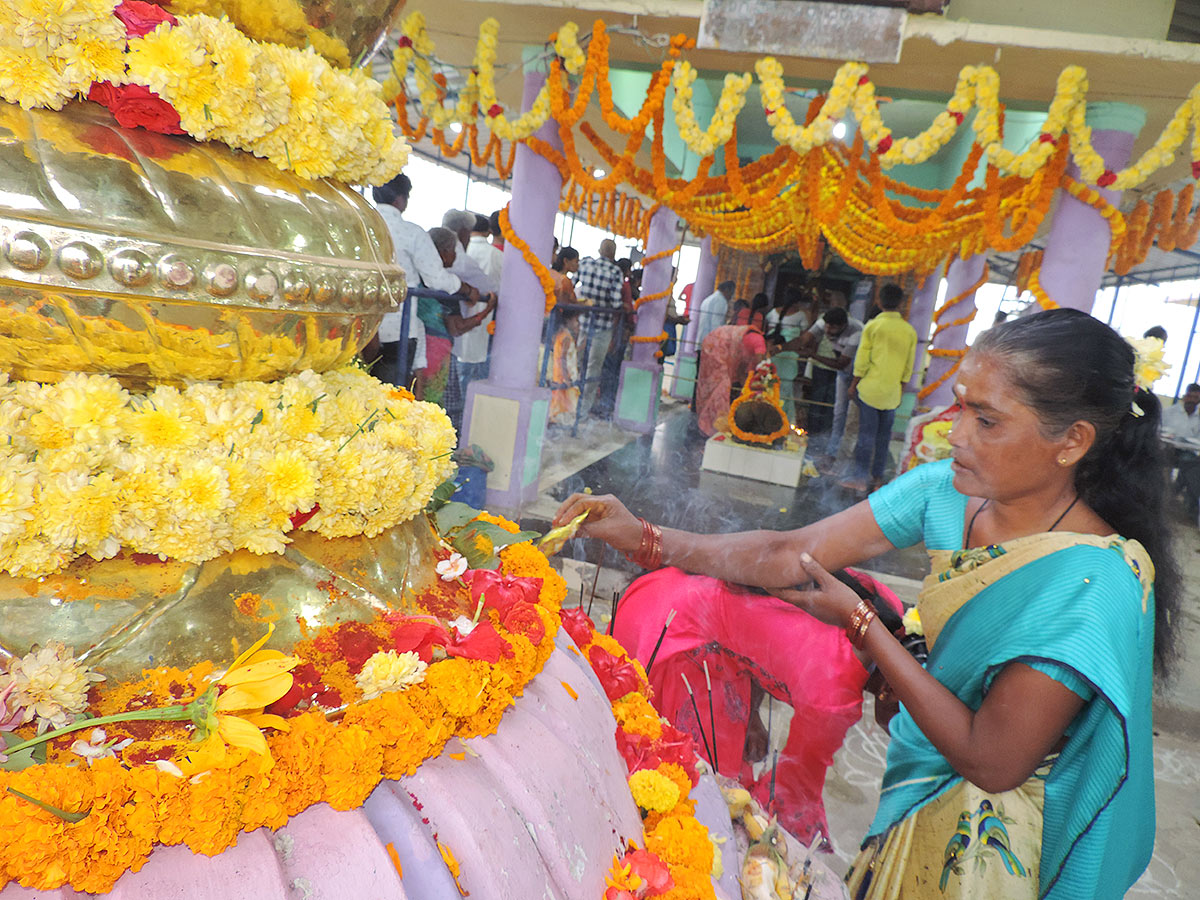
[{"left": 700, "top": 435, "right": 807, "bottom": 486}]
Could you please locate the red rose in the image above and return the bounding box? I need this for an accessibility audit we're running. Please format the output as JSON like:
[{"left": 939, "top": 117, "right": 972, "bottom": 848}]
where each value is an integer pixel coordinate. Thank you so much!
[
  {"left": 88, "top": 82, "right": 185, "bottom": 135},
  {"left": 603, "top": 889, "right": 636, "bottom": 900},
  {"left": 390, "top": 619, "right": 451, "bottom": 663},
  {"left": 502, "top": 601, "right": 546, "bottom": 644},
  {"left": 487, "top": 103, "right": 504, "bottom": 117},
  {"left": 657, "top": 722, "right": 700, "bottom": 784},
  {"left": 626, "top": 849, "right": 673, "bottom": 894},
  {"left": 1097, "top": 169, "right": 1117, "bottom": 187},
  {"left": 587, "top": 645, "right": 641, "bottom": 701},
  {"left": 447, "top": 621, "right": 512, "bottom": 663},
  {"left": 559, "top": 606, "right": 597, "bottom": 648},
  {"left": 877, "top": 135, "right": 893, "bottom": 153},
  {"left": 464, "top": 569, "right": 542, "bottom": 618},
  {"left": 114, "top": 0, "right": 177, "bottom": 37}
]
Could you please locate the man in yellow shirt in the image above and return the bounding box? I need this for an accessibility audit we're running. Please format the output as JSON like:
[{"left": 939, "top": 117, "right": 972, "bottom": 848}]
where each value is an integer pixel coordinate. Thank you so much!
[{"left": 840, "top": 284, "right": 917, "bottom": 492}]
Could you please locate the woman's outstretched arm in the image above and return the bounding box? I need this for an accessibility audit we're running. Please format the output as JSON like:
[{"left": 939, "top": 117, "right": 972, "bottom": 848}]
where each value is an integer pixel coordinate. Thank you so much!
[{"left": 551, "top": 493, "right": 896, "bottom": 589}]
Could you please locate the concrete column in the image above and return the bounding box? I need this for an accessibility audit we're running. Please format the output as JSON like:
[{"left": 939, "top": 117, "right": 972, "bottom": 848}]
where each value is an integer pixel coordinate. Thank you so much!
[
  {"left": 668, "top": 235, "right": 716, "bottom": 401},
  {"left": 1038, "top": 102, "right": 1146, "bottom": 313},
  {"left": 905, "top": 264, "right": 944, "bottom": 392},
  {"left": 923, "top": 253, "right": 988, "bottom": 409},
  {"left": 462, "top": 72, "right": 559, "bottom": 508},
  {"left": 614, "top": 207, "right": 678, "bottom": 433}
]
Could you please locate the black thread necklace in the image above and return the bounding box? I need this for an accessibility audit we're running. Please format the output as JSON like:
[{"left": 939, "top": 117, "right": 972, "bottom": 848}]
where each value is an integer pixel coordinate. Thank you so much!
[{"left": 964, "top": 494, "right": 1080, "bottom": 547}]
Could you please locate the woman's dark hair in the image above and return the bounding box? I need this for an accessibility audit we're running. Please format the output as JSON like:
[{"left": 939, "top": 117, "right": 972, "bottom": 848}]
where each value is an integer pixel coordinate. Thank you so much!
[
  {"left": 750, "top": 292, "right": 771, "bottom": 316},
  {"left": 972, "top": 308, "right": 1180, "bottom": 679},
  {"left": 552, "top": 246, "right": 579, "bottom": 272}
]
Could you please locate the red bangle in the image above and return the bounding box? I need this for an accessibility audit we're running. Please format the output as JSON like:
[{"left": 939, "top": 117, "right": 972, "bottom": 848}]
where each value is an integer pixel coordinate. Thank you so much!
[{"left": 625, "top": 518, "right": 663, "bottom": 569}]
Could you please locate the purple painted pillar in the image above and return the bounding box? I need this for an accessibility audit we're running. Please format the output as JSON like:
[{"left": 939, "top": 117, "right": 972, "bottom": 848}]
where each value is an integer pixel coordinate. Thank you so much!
[
  {"left": 1039, "top": 102, "right": 1146, "bottom": 313},
  {"left": 924, "top": 253, "right": 987, "bottom": 409},
  {"left": 905, "top": 264, "right": 944, "bottom": 395},
  {"left": 614, "top": 208, "right": 678, "bottom": 433},
  {"left": 462, "top": 72, "right": 560, "bottom": 509},
  {"left": 668, "top": 236, "right": 715, "bottom": 401}
]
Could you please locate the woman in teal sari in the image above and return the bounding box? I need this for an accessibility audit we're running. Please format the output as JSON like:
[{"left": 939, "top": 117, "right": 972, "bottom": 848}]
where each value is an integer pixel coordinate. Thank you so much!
[{"left": 555, "top": 308, "right": 1179, "bottom": 899}]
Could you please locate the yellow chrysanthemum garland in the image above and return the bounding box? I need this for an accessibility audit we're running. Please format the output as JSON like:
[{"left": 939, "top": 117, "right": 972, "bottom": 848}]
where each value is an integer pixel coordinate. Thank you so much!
[
  {"left": 0, "top": 0, "right": 126, "bottom": 111},
  {"left": 395, "top": 15, "right": 1200, "bottom": 191},
  {"left": 0, "top": 3, "right": 408, "bottom": 184},
  {"left": 0, "top": 368, "right": 455, "bottom": 577}
]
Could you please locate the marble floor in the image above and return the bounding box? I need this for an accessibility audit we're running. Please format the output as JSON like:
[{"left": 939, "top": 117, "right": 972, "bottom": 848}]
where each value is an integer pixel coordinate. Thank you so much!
[{"left": 519, "top": 396, "right": 1200, "bottom": 898}]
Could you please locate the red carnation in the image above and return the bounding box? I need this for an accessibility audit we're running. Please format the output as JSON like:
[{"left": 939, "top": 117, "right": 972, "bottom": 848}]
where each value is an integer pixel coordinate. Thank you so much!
[
  {"left": 626, "top": 849, "right": 673, "bottom": 894},
  {"left": 587, "top": 645, "right": 641, "bottom": 701},
  {"left": 559, "top": 606, "right": 597, "bottom": 648},
  {"left": 397, "top": 36, "right": 413, "bottom": 48},
  {"left": 858, "top": 75, "right": 869, "bottom": 85},
  {"left": 288, "top": 503, "right": 319, "bottom": 531},
  {"left": 1097, "top": 169, "right": 1117, "bottom": 187},
  {"left": 114, "top": 0, "right": 177, "bottom": 37},
  {"left": 950, "top": 111, "right": 964, "bottom": 125},
  {"left": 877, "top": 135, "right": 893, "bottom": 153},
  {"left": 447, "top": 621, "right": 512, "bottom": 663},
  {"left": 1038, "top": 132, "right": 1056, "bottom": 144},
  {"left": 487, "top": 103, "right": 504, "bottom": 118},
  {"left": 1192, "top": 160, "right": 1200, "bottom": 179},
  {"left": 390, "top": 619, "right": 451, "bottom": 663},
  {"left": 502, "top": 601, "right": 546, "bottom": 644},
  {"left": 464, "top": 569, "right": 542, "bottom": 618},
  {"left": 87, "top": 82, "right": 185, "bottom": 135}
]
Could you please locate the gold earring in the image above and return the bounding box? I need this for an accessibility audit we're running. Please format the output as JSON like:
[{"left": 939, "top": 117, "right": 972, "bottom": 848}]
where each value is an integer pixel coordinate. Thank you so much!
[{"left": 1058, "top": 457, "right": 1068, "bottom": 466}]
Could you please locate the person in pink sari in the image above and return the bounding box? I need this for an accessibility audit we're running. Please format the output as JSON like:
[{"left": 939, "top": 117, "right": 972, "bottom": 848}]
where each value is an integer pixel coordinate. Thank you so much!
[
  {"left": 696, "top": 324, "right": 767, "bottom": 435},
  {"left": 612, "top": 567, "right": 901, "bottom": 846}
]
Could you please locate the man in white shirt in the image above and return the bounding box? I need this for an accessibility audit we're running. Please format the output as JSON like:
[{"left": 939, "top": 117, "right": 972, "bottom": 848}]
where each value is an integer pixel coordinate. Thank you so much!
[
  {"left": 371, "top": 175, "right": 481, "bottom": 393},
  {"left": 695, "top": 280, "right": 735, "bottom": 346},
  {"left": 797, "top": 306, "right": 863, "bottom": 466},
  {"left": 441, "top": 211, "right": 499, "bottom": 414},
  {"left": 1164, "top": 383, "right": 1200, "bottom": 511},
  {"left": 467, "top": 213, "right": 504, "bottom": 284}
]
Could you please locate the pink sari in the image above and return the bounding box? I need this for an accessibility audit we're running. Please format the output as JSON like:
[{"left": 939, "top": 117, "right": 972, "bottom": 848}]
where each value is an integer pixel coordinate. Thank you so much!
[
  {"left": 613, "top": 567, "right": 901, "bottom": 846},
  {"left": 696, "top": 325, "right": 764, "bottom": 435}
]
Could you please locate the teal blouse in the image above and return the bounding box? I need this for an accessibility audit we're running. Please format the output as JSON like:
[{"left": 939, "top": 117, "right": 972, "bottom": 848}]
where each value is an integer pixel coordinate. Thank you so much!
[{"left": 866, "top": 459, "right": 1155, "bottom": 900}]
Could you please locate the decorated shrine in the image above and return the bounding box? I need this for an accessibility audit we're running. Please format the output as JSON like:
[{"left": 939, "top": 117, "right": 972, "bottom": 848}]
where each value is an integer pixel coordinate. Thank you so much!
[{"left": 3, "top": 0, "right": 1200, "bottom": 897}]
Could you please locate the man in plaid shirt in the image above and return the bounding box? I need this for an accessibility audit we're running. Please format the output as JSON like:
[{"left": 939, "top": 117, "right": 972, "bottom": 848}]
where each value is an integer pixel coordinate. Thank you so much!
[{"left": 574, "top": 239, "right": 625, "bottom": 416}]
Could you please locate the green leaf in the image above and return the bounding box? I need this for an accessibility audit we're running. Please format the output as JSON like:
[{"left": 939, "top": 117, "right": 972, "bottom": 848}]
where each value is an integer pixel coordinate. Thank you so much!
[
  {"left": 434, "top": 501, "right": 479, "bottom": 534},
  {"left": 465, "top": 520, "right": 539, "bottom": 550},
  {"left": 1, "top": 733, "right": 46, "bottom": 772},
  {"left": 425, "top": 479, "right": 459, "bottom": 514},
  {"left": 452, "top": 529, "right": 500, "bottom": 570},
  {"left": 6, "top": 787, "right": 89, "bottom": 822}
]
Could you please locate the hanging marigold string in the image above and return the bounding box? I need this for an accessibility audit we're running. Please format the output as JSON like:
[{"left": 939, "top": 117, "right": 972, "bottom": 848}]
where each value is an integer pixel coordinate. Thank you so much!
[
  {"left": 1014, "top": 248, "right": 1044, "bottom": 296},
  {"left": 497, "top": 206, "right": 559, "bottom": 314},
  {"left": 918, "top": 348, "right": 969, "bottom": 402},
  {"left": 931, "top": 263, "right": 990, "bottom": 340},
  {"left": 1113, "top": 183, "right": 1200, "bottom": 275},
  {"left": 1027, "top": 267, "right": 1059, "bottom": 310}
]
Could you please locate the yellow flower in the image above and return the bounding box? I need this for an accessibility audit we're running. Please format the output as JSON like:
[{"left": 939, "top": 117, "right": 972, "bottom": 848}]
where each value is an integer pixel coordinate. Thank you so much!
[
  {"left": 902, "top": 606, "right": 923, "bottom": 637},
  {"left": 264, "top": 448, "right": 318, "bottom": 512},
  {"left": 628, "top": 768, "right": 681, "bottom": 814},
  {"left": 354, "top": 650, "right": 427, "bottom": 700},
  {"left": 182, "top": 625, "right": 298, "bottom": 774}
]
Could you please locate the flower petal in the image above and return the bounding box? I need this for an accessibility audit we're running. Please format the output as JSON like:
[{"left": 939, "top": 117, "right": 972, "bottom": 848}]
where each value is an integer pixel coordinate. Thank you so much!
[
  {"left": 244, "top": 712, "right": 291, "bottom": 733},
  {"left": 226, "top": 624, "right": 276, "bottom": 674},
  {"left": 220, "top": 656, "right": 299, "bottom": 687},
  {"left": 217, "top": 672, "right": 294, "bottom": 711},
  {"left": 217, "top": 714, "right": 268, "bottom": 755}
]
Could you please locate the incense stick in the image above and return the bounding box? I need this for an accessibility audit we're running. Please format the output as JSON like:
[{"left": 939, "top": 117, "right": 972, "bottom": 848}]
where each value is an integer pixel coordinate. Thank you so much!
[
  {"left": 703, "top": 659, "right": 719, "bottom": 773},
  {"left": 768, "top": 748, "right": 779, "bottom": 814},
  {"left": 644, "top": 609, "right": 676, "bottom": 675},
  {"left": 608, "top": 589, "right": 619, "bottom": 636},
  {"left": 584, "top": 576, "right": 593, "bottom": 616},
  {"left": 681, "top": 673, "right": 714, "bottom": 768}
]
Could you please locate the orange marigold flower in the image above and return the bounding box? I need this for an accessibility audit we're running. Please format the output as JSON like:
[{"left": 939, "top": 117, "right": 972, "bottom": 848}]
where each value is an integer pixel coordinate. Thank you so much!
[
  {"left": 321, "top": 723, "right": 384, "bottom": 811},
  {"left": 646, "top": 814, "right": 714, "bottom": 873},
  {"left": 473, "top": 511, "right": 520, "bottom": 533},
  {"left": 613, "top": 693, "right": 663, "bottom": 740}
]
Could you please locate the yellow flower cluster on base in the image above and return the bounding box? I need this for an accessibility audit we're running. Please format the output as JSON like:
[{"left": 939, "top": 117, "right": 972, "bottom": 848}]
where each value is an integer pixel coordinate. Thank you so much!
[
  {"left": 2, "top": 2, "right": 407, "bottom": 184},
  {"left": 0, "top": 368, "right": 455, "bottom": 577},
  {"left": 0, "top": 542, "right": 564, "bottom": 893}
]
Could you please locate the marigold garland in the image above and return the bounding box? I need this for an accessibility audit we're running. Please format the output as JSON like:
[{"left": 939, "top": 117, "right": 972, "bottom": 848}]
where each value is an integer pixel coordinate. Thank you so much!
[
  {"left": 497, "top": 205, "right": 559, "bottom": 314},
  {"left": 918, "top": 265, "right": 990, "bottom": 402},
  {"left": 0, "top": 542, "right": 570, "bottom": 893}
]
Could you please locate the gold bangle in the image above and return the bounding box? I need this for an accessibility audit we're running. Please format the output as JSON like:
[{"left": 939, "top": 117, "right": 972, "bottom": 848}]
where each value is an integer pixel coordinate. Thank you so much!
[{"left": 845, "top": 599, "right": 876, "bottom": 650}]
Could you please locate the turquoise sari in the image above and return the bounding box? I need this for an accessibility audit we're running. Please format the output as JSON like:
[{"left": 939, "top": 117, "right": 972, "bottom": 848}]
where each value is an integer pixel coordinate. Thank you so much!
[{"left": 860, "top": 461, "right": 1157, "bottom": 900}]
